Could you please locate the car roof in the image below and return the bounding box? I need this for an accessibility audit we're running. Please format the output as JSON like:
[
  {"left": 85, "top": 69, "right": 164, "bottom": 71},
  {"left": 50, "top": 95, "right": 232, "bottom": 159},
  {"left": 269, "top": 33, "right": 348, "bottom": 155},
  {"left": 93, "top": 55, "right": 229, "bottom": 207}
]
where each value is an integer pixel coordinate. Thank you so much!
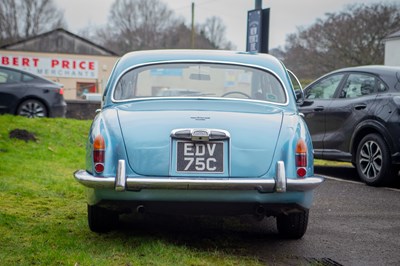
[
  {"left": 112, "top": 49, "right": 287, "bottom": 79},
  {"left": 103, "top": 49, "right": 297, "bottom": 109},
  {"left": 0, "top": 65, "right": 47, "bottom": 79},
  {"left": 331, "top": 65, "right": 400, "bottom": 76},
  {"left": 0, "top": 65, "right": 60, "bottom": 85},
  {"left": 0, "top": 65, "right": 39, "bottom": 75},
  {"left": 304, "top": 65, "right": 400, "bottom": 91}
]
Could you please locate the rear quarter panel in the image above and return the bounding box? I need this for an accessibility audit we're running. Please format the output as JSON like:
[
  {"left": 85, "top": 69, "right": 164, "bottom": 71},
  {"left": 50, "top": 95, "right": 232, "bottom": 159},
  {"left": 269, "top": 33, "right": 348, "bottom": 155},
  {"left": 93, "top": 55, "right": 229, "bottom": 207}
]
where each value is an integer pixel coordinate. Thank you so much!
[
  {"left": 275, "top": 112, "right": 314, "bottom": 179},
  {"left": 86, "top": 108, "right": 126, "bottom": 175}
]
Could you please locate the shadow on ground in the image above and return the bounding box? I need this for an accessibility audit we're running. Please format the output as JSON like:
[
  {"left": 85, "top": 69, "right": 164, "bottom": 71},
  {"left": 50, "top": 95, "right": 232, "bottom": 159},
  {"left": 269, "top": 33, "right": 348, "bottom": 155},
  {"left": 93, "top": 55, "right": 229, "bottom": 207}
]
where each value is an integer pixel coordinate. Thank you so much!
[
  {"left": 315, "top": 165, "right": 359, "bottom": 182},
  {"left": 114, "top": 211, "right": 342, "bottom": 265},
  {"left": 103, "top": 165, "right": 400, "bottom": 266},
  {"left": 315, "top": 165, "right": 400, "bottom": 189}
]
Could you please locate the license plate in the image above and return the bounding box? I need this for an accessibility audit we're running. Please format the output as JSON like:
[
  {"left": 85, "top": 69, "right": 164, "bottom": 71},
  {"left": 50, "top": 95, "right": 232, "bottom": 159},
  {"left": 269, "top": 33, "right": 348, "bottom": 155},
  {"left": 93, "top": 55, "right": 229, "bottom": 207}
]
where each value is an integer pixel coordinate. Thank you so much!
[{"left": 176, "top": 141, "right": 224, "bottom": 173}]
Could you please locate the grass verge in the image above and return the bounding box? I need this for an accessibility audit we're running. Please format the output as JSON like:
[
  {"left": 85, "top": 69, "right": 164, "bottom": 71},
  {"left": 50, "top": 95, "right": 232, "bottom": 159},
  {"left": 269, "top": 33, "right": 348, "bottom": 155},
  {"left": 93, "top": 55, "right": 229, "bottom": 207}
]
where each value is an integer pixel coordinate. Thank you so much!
[{"left": 0, "top": 115, "right": 261, "bottom": 266}]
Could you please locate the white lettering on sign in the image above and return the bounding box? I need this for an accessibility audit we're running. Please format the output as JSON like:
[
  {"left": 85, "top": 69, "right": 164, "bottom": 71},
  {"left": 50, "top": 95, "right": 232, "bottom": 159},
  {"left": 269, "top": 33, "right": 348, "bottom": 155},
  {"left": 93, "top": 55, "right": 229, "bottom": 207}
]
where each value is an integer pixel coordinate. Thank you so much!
[
  {"left": 0, "top": 54, "right": 98, "bottom": 79},
  {"left": 183, "top": 143, "right": 217, "bottom": 157},
  {"left": 182, "top": 142, "right": 218, "bottom": 171},
  {"left": 196, "top": 145, "right": 205, "bottom": 156},
  {"left": 206, "top": 158, "right": 217, "bottom": 171}
]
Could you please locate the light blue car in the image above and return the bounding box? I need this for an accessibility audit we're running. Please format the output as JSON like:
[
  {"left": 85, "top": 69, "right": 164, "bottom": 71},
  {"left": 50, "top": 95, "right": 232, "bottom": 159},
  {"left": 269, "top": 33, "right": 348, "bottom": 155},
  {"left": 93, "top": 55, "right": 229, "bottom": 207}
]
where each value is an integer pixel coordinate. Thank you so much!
[{"left": 74, "top": 50, "right": 324, "bottom": 238}]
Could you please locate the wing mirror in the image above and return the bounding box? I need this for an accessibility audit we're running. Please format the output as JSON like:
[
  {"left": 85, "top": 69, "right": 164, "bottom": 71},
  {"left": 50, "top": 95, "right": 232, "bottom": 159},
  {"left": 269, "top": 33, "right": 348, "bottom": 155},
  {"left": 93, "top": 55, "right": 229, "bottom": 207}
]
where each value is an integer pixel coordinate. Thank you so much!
[{"left": 295, "top": 90, "right": 305, "bottom": 105}]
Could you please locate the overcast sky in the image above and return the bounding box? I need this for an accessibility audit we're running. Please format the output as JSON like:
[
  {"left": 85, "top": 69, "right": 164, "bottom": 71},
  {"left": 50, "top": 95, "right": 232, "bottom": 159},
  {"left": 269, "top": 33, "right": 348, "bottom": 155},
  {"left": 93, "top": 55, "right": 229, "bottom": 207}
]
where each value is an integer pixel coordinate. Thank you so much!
[{"left": 54, "top": 0, "right": 395, "bottom": 51}]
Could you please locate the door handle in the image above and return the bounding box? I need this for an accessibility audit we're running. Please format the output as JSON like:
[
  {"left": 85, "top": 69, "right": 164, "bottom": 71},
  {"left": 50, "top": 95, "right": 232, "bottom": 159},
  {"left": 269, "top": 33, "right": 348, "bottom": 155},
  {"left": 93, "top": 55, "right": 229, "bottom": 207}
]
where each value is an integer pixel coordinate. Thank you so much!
[
  {"left": 313, "top": 106, "right": 324, "bottom": 112},
  {"left": 354, "top": 104, "right": 367, "bottom": 110}
]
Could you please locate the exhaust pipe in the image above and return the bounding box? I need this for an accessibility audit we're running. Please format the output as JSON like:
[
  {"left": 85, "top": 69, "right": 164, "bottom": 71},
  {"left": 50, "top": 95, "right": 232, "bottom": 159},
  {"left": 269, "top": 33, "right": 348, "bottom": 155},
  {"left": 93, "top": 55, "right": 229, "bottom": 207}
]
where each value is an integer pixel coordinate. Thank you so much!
[
  {"left": 254, "top": 205, "right": 265, "bottom": 220},
  {"left": 136, "top": 205, "right": 145, "bottom": 214}
]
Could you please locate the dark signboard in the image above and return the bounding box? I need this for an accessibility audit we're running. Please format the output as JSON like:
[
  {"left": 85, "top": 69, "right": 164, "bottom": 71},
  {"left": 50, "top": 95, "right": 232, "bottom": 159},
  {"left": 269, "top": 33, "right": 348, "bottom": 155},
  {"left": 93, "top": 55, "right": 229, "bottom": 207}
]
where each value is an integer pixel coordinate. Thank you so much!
[
  {"left": 246, "top": 8, "right": 270, "bottom": 53},
  {"left": 247, "top": 9, "right": 262, "bottom": 53}
]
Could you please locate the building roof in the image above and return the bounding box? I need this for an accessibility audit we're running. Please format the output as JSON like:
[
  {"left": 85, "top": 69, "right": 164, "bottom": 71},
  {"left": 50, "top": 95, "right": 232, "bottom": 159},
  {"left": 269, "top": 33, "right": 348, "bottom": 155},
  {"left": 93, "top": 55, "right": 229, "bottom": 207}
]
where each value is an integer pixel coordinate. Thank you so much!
[
  {"left": 384, "top": 29, "right": 400, "bottom": 41},
  {"left": 0, "top": 28, "right": 118, "bottom": 56}
]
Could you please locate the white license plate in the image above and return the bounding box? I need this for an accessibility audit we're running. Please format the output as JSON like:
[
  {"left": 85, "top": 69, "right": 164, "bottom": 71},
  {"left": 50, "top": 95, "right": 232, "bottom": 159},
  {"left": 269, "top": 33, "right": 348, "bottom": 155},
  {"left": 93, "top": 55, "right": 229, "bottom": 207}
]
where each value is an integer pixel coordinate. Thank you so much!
[{"left": 176, "top": 141, "right": 223, "bottom": 173}]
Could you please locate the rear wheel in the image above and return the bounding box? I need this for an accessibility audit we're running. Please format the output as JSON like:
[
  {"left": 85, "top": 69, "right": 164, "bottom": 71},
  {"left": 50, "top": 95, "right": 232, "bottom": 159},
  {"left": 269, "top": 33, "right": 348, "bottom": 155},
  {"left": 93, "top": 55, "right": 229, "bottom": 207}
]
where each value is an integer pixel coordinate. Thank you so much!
[
  {"left": 276, "top": 210, "right": 309, "bottom": 239},
  {"left": 17, "top": 99, "right": 48, "bottom": 118},
  {"left": 88, "top": 205, "right": 118, "bottom": 233},
  {"left": 355, "top": 133, "right": 393, "bottom": 186}
]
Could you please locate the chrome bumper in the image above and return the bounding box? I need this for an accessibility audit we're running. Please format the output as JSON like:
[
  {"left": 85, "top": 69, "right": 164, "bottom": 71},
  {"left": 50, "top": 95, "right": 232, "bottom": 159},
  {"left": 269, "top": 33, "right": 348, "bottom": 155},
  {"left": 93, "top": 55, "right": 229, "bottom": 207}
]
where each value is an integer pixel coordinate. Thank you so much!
[{"left": 74, "top": 160, "right": 324, "bottom": 193}]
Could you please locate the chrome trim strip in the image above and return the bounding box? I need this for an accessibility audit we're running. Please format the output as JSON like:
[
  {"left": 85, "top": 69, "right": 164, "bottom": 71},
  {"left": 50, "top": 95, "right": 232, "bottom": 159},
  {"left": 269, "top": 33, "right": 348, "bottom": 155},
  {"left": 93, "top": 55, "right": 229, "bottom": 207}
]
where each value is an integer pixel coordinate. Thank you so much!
[
  {"left": 115, "top": 160, "right": 126, "bottom": 192},
  {"left": 286, "top": 177, "right": 324, "bottom": 191},
  {"left": 171, "top": 128, "right": 231, "bottom": 141},
  {"left": 110, "top": 60, "right": 290, "bottom": 106},
  {"left": 275, "top": 161, "right": 286, "bottom": 192},
  {"left": 74, "top": 172, "right": 324, "bottom": 193}
]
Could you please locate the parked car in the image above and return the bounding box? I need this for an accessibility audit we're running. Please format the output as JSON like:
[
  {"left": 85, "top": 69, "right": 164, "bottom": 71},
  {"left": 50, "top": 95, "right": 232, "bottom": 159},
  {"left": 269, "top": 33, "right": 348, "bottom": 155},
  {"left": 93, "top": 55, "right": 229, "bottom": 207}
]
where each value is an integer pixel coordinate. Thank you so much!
[
  {"left": 300, "top": 65, "right": 400, "bottom": 186},
  {"left": 74, "top": 50, "right": 324, "bottom": 238},
  {"left": 0, "top": 66, "right": 67, "bottom": 118}
]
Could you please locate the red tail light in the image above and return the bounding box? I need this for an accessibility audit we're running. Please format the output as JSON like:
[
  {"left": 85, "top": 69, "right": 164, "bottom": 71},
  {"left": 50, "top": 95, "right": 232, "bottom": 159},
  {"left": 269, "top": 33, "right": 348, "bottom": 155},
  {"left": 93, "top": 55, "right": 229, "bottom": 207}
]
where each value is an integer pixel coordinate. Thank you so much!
[
  {"left": 59, "top": 87, "right": 64, "bottom": 95},
  {"left": 93, "top": 135, "right": 105, "bottom": 173},
  {"left": 295, "top": 139, "right": 307, "bottom": 178}
]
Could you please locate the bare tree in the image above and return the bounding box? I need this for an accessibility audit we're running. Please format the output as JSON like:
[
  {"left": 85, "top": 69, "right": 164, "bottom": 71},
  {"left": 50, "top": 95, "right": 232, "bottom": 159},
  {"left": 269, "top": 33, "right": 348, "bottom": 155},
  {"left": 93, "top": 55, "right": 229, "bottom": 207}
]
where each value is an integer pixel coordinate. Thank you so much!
[
  {"left": 279, "top": 3, "right": 400, "bottom": 79},
  {"left": 0, "top": 0, "right": 66, "bottom": 46},
  {"left": 162, "top": 22, "right": 216, "bottom": 50},
  {"left": 95, "top": 0, "right": 184, "bottom": 53},
  {"left": 82, "top": 0, "right": 236, "bottom": 54},
  {"left": 200, "top": 16, "right": 235, "bottom": 49}
]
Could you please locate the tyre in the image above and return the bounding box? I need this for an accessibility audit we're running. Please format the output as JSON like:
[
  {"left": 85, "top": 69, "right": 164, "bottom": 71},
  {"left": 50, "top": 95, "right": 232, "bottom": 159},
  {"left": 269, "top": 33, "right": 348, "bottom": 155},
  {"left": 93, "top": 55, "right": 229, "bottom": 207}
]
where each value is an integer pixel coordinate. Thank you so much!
[
  {"left": 276, "top": 209, "right": 309, "bottom": 239},
  {"left": 17, "top": 99, "right": 48, "bottom": 118},
  {"left": 355, "top": 133, "right": 393, "bottom": 186},
  {"left": 88, "top": 205, "right": 118, "bottom": 233}
]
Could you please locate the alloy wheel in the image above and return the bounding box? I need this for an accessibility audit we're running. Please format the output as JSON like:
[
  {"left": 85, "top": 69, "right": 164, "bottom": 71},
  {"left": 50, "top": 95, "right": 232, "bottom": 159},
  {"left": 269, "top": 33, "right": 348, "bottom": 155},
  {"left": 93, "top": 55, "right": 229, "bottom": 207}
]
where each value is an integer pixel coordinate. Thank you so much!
[
  {"left": 18, "top": 100, "right": 47, "bottom": 118},
  {"left": 358, "top": 140, "right": 382, "bottom": 181}
]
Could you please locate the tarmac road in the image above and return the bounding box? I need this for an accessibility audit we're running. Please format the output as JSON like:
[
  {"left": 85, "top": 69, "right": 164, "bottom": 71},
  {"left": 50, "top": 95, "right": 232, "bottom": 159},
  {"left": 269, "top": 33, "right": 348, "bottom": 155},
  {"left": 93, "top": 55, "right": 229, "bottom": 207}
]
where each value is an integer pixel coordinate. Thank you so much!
[
  {"left": 249, "top": 166, "right": 400, "bottom": 265},
  {"left": 119, "top": 165, "right": 400, "bottom": 266}
]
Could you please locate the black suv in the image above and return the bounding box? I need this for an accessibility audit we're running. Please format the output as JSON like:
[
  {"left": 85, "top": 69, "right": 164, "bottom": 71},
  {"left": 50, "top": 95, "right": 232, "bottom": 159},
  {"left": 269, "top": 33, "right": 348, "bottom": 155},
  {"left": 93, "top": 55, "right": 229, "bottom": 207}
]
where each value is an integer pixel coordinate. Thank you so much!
[{"left": 300, "top": 65, "right": 400, "bottom": 186}]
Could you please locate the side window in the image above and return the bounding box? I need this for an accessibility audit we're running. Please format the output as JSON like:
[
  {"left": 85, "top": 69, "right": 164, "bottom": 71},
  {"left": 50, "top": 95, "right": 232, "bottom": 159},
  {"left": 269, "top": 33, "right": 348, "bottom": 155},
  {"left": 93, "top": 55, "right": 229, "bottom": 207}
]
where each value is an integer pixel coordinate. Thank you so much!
[
  {"left": 0, "top": 68, "right": 22, "bottom": 84},
  {"left": 22, "top": 74, "right": 35, "bottom": 82},
  {"left": 288, "top": 70, "right": 302, "bottom": 91},
  {"left": 114, "top": 69, "right": 137, "bottom": 100},
  {"left": 340, "top": 74, "right": 376, "bottom": 98},
  {"left": 305, "top": 74, "right": 344, "bottom": 99},
  {"left": 0, "top": 71, "right": 7, "bottom": 84},
  {"left": 376, "top": 79, "right": 388, "bottom": 93},
  {"left": 287, "top": 69, "right": 303, "bottom": 103}
]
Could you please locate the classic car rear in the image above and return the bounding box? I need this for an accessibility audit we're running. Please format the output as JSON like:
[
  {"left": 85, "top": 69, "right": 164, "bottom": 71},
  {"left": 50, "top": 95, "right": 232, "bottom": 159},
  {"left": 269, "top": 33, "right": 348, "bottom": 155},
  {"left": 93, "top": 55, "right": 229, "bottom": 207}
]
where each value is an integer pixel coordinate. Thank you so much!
[{"left": 74, "top": 50, "right": 324, "bottom": 238}]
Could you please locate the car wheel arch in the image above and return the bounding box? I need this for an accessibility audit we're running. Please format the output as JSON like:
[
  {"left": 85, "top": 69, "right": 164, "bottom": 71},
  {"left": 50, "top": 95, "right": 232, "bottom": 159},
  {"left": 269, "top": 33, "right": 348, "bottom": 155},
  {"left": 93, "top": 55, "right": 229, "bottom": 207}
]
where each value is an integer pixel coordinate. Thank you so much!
[
  {"left": 355, "top": 133, "right": 393, "bottom": 186},
  {"left": 16, "top": 97, "right": 50, "bottom": 117},
  {"left": 350, "top": 120, "right": 393, "bottom": 163}
]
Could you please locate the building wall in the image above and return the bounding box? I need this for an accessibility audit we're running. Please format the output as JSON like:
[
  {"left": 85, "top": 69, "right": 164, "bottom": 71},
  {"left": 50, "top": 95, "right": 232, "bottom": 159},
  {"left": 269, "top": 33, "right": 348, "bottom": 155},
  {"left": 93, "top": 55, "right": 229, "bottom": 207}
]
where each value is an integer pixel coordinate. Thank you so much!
[
  {"left": 0, "top": 49, "right": 119, "bottom": 99},
  {"left": 384, "top": 38, "right": 400, "bottom": 66}
]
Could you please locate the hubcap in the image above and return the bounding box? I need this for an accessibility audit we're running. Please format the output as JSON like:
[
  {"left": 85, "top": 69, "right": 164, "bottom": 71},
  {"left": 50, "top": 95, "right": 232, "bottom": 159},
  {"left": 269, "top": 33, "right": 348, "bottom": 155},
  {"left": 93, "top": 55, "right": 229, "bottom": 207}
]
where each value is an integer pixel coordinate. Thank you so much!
[
  {"left": 359, "top": 140, "right": 382, "bottom": 180},
  {"left": 19, "top": 102, "right": 46, "bottom": 118}
]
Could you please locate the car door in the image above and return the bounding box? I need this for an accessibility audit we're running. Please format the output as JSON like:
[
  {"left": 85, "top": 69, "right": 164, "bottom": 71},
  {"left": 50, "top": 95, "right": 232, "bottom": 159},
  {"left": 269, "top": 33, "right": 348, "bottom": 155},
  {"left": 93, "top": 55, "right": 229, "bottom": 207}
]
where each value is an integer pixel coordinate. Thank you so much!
[
  {"left": 322, "top": 73, "right": 378, "bottom": 159},
  {"left": 300, "top": 73, "right": 345, "bottom": 155},
  {"left": 0, "top": 68, "right": 27, "bottom": 114}
]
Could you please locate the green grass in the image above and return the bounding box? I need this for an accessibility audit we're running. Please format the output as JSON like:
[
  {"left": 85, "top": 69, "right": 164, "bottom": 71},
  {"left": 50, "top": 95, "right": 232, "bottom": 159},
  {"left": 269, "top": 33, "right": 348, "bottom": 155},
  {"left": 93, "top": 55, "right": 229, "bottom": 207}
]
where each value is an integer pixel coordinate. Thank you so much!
[
  {"left": 0, "top": 115, "right": 263, "bottom": 266},
  {"left": 314, "top": 159, "right": 352, "bottom": 167}
]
